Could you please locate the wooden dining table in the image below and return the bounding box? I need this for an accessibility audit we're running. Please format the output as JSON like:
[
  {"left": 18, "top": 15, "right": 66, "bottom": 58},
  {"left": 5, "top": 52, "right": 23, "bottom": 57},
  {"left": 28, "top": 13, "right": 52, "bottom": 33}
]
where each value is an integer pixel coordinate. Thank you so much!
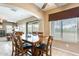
[
  {"left": 22, "top": 40, "right": 39, "bottom": 55},
  {"left": 22, "top": 35, "right": 40, "bottom": 56},
  {"left": 22, "top": 35, "right": 48, "bottom": 56}
]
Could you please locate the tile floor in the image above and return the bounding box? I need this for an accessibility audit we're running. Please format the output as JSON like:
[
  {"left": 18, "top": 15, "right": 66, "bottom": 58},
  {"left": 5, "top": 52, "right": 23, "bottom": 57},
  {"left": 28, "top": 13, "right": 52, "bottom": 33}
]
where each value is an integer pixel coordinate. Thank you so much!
[
  {"left": 0, "top": 37, "right": 79, "bottom": 56},
  {"left": 53, "top": 40, "right": 79, "bottom": 55}
]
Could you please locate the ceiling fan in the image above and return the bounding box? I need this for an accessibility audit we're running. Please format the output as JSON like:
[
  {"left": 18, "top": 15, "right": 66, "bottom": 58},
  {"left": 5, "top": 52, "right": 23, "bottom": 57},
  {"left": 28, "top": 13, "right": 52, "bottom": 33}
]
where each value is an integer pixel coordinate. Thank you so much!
[{"left": 41, "top": 3, "right": 47, "bottom": 9}]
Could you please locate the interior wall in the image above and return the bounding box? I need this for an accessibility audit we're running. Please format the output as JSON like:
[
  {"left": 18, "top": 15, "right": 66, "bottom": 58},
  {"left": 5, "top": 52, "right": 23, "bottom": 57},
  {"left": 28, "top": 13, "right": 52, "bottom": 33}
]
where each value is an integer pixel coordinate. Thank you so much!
[{"left": 43, "top": 12, "right": 50, "bottom": 36}]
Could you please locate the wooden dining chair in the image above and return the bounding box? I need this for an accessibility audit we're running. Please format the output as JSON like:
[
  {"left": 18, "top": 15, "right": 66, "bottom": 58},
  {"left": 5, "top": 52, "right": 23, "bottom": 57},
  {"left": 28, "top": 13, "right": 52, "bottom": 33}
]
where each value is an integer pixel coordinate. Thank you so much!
[
  {"left": 35, "top": 36, "right": 53, "bottom": 56},
  {"left": 32, "top": 32, "right": 43, "bottom": 43},
  {"left": 11, "top": 34, "right": 18, "bottom": 56},
  {"left": 11, "top": 34, "right": 32, "bottom": 56}
]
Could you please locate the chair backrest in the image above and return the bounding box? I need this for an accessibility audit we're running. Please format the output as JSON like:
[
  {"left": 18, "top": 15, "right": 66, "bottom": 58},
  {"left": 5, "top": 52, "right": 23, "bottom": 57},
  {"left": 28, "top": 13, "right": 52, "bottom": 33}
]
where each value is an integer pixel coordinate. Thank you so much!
[
  {"left": 38, "top": 32, "right": 43, "bottom": 43},
  {"left": 46, "top": 36, "right": 53, "bottom": 55},
  {"left": 11, "top": 34, "right": 24, "bottom": 55},
  {"left": 11, "top": 34, "right": 22, "bottom": 48},
  {"left": 15, "top": 32, "right": 24, "bottom": 36},
  {"left": 11, "top": 34, "right": 18, "bottom": 48},
  {"left": 38, "top": 32, "right": 43, "bottom": 36},
  {"left": 11, "top": 34, "right": 19, "bottom": 56},
  {"left": 32, "top": 32, "right": 43, "bottom": 36},
  {"left": 16, "top": 36, "right": 23, "bottom": 50},
  {"left": 32, "top": 32, "right": 43, "bottom": 43},
  {"left": 47, "top": 36, "right": 53, "bottom": 47}
]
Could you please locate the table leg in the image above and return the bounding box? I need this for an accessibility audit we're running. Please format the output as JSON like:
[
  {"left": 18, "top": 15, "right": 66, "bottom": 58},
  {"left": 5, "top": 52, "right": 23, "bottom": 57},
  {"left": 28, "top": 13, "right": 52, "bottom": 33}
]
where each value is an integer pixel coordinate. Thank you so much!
[{"left": 32, "top": 43, "right": 35, "bottom": 56}]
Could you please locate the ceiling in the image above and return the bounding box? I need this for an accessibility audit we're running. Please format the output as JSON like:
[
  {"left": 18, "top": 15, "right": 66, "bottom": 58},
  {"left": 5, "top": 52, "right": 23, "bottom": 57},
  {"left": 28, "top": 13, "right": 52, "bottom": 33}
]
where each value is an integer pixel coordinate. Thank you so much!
[
  {"left": 34, "top": 3, "right": 68, "bottom": 11},
  {"left": 0, "top": 4, "right": 33, "bottom": 22},
  {"left": 0, "top": 3, "right": 69, "bottom": 22}
]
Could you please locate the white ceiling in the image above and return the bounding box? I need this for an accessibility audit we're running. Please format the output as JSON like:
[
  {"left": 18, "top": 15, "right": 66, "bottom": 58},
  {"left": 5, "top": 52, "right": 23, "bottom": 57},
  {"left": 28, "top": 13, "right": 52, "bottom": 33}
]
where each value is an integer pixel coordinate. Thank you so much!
[
  {"left": 0, "top": 3, "right": 68, "bottom": 22},
  {"left": 0, "top": 4, "right": 33, "bottom": 22},
  {"left": 34, "top": 3, "right": 68, "bottom": 11}
]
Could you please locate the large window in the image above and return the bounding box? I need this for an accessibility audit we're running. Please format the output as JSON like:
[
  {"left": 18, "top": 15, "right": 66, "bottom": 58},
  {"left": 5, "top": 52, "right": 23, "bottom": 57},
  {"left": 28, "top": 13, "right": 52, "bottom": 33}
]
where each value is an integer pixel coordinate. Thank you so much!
[
  {"left": 18, "top": 24, "right": 26, "bottom": 39},
  {"left": 26, "top": 21, "right": 39, "bottom": 38},
  {"left": 51, "top": 18, "right": 78, "bottom": 42},
  {"left": 52, "top": 20, "right": 61, "bottom": 40},
  {"left": 62, "top": 18, "right": 77, "bottom": 42}
]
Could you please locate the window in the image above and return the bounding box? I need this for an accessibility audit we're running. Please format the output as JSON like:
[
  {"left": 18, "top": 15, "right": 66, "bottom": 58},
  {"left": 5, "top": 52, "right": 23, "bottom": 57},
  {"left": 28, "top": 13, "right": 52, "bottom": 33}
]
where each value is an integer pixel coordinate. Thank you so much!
[
  {"left": 0, "top": 25, "right": 2, "bottom": 28},
  {"left": 62, "top": 18, "right": 77, "bottom": 42},
  {"left": 26, "top": 21, "right": 39, "bottom": 39},
  {"left": 18, "top": 24, "right": 26, "bottom": 39},
  {"left": 27, "top": 23, "right": 32, "bottom": 34},
  {"left": 32, "top": 23, "right": 39, "bottom": 32},
  {"left": 51, "top": 18, "right": 78, "bottom": 43},
  {"left": 52, "top": 20, "right": 61, "bottom": 40},
  {"left": 6, "top": 25, "right": 13, "bottom": 33}
]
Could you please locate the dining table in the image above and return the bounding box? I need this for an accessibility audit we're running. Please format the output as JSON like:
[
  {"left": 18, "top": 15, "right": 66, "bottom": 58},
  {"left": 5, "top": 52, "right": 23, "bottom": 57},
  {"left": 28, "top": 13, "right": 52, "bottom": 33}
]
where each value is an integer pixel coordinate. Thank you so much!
[
  {"left": 22, "top": 34, "right": 48, "bottom": 56},
  {"left": 22, "top": 34, "right": 40, "bottom": 56}
]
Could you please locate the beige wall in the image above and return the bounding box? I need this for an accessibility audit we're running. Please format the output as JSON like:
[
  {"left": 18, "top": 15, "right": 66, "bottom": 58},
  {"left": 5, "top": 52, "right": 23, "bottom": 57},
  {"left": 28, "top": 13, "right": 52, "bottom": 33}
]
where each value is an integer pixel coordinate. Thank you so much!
[{"left": 43, "top": 12, "right": 49, "bottom": 36}]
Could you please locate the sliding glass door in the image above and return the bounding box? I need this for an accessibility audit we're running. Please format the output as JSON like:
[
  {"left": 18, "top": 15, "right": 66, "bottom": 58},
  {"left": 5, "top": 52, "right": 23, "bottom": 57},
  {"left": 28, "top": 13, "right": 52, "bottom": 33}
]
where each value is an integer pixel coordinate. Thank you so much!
[
  {"left": 62, "top": 18, "right": 77, "bottom": 42},
  {"left": 51, "top": 18, "right": 77, "bottom": 43},
  {"left": 52, "top": 20, "right": 61, "bottom": 40}
]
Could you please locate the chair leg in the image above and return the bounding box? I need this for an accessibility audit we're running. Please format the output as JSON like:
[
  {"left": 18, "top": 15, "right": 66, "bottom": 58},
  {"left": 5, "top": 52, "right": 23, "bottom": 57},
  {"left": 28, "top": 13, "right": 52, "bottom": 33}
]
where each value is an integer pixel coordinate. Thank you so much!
[
  {"left": 15, "top": 49, "right": 19, "bottom": 56},
  {"left": 46, "top": 51, "right": 48, "bottom": 56},
  {"left": 11, "top": 51, "right": 13, "bottom": 56},
  {"left": 50, "top": 45, "right": 52, "bottom": 56},
  {"left": 12, "top": 47, "right": 14, "bottom": 56},
  {"left": 41, "top": 51, "right": 43, "bottom": 56},
  {"left": 12, "top": 50, "right": 14, "bottom": 56}
]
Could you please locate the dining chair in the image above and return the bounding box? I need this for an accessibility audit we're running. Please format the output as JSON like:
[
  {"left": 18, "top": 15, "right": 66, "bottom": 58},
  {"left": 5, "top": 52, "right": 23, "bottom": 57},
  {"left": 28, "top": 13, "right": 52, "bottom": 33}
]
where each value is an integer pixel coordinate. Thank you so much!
[
  {"left": 11, "top": 34, "right": 32, "bottom": 56},
  {"left": 11, "top": 34, "right": 21, "bottom": 56},
  {"left": 35, "top": 36, "right": 53, "bottom": 56},
  {"left": 32, "top": 32, "right": 43, "bottom": 44}
]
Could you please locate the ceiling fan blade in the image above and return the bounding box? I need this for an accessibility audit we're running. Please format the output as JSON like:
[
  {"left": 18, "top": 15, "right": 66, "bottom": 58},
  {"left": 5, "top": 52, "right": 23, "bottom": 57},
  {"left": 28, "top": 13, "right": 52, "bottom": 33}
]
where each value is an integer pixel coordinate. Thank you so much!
[{"left": 42, "top": 3, "right": 47, "bottom": 9}]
